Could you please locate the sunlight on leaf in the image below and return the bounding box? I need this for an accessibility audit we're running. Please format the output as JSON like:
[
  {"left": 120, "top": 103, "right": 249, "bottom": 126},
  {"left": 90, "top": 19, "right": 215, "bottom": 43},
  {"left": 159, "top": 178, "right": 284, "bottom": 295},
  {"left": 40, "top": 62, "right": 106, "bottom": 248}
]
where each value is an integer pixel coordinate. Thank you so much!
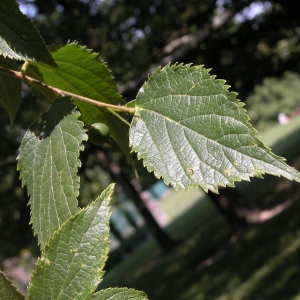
[
  {"left": 130, "top": 64, "right": 300, "bottom": 192},
  {"left": 28, "top": 184, "right": 114, "bottom": 300},
  {"left": 93, "top": 287, "right": 148, "bottom": 300}
]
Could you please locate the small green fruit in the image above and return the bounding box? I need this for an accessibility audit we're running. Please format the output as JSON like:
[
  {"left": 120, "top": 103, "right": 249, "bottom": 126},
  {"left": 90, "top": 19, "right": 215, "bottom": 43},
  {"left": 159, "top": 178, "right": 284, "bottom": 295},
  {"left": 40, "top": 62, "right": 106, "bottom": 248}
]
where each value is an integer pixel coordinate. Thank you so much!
[{"left": 88, "top": 123, "right": 110, "bottom": 145}]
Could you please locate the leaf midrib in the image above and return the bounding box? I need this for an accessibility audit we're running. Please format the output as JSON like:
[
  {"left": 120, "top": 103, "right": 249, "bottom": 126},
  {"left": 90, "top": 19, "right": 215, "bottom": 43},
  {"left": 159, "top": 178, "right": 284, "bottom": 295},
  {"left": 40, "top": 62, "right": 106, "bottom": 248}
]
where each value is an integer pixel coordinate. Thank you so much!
[{"left": 137, "top": 107, "right": 281, "bottom": 178}]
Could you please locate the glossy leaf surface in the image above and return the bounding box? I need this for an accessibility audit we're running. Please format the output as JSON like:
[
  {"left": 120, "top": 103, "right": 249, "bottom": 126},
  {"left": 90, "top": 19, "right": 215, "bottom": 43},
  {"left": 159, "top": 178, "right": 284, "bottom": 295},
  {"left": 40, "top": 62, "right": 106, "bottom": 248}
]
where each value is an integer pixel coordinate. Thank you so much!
[{"left": 0, "top": 0, "right": 56, "bottom": 66}]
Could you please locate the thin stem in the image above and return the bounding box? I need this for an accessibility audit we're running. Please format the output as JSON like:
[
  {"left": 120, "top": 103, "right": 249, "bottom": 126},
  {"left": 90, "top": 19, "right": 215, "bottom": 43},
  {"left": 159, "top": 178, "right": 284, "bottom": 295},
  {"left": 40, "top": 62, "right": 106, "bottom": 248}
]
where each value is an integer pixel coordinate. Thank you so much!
[
  {"left": 0, "top": 66, "right": 136, "bottom": 114},
  {"left": 107, "top": 108, "right": 131, "bottom": 127}
]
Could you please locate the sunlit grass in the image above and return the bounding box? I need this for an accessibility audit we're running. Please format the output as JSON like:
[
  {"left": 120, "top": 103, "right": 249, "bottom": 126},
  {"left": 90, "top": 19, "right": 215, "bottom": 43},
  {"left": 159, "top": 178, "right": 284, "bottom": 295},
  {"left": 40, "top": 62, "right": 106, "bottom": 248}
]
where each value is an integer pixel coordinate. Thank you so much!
[{"left": 101, "top": 197, "right": 300, "bottom": 299}]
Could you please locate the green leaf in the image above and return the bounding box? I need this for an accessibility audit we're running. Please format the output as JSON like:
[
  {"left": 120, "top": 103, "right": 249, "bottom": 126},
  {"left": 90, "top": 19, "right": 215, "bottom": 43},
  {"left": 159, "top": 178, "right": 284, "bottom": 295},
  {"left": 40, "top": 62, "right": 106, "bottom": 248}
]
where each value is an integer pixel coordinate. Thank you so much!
[
  {"left": 77, "top": 102, "right": 134, "bottom": 167},
  {"left": 0, "top": 271, "right": 25, "bottom": 300},
  {"left": 22, "top": 62, "right": 59, "bottom": 102},
  {"left": 0, "top": 0, "right": 56, "bottom": 66},
  {"left": 92, "top": 288, "right": 148, "bottom": 300},
  {"left": 24, "top": 43, "right": 133, "bottom": 166},
  {"left": 18, "top": 99, "right": 87, "bottom": 249},
  {"left": 24, "top": 43, "right": 121, "bottom": 105},
  {"left": 28, "top": 184, "right": 114, "bottom": 300},
  {"left": 125, "top": 100, "right": 136, "bottom": 108},
  {"left": 129, "top": 64, "right": 300, "bottom": 192},
  {"left": 0, "top": 56, "right": 21, "bottom": 126}
]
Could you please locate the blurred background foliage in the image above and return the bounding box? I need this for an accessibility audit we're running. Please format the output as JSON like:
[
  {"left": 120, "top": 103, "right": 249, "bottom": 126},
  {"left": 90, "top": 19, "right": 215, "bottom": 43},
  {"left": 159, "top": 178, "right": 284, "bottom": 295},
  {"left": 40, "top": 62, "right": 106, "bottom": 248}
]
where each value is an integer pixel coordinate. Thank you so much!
[
  {"left": 1, "top": 0, "right": 300, "bottom": 295},
  {"left": 246, "top": 71, "right": 300, "bottom": 131}
]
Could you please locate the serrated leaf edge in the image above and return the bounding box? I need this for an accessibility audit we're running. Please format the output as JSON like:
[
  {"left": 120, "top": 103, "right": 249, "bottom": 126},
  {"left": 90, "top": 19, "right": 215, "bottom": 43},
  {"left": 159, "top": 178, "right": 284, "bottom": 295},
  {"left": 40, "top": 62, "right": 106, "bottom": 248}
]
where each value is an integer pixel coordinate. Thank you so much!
[
  {"left": 0, "top": 270, "right": 25, "bottom": 299},
  {"left": 28, "top": 184, "right": 115, "bottom": 298},
  {"left": 0, "top": 1, "right": 57, "bottom": 66},
  {"left": 130, "top": 64, "right": 300, "bottom": 193},
  {"left": 49, "top": 42, "right": 122, "bottom": 104},
  {"left": 93, "top": 287, "right": 148, "bottom": 299},
  {"left": 17, "top": 103, "right": 88, "bottom": 243}
]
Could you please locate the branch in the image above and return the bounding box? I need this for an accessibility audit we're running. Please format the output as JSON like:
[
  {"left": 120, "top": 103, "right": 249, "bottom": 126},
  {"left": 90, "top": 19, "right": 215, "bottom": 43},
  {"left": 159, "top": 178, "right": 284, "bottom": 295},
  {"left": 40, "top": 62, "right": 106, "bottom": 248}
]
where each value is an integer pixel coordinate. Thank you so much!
[
  {"left": 0, "top": 66, "right": 135, "bottom": 114},
  {"left": 118, "top": 7, "right": 244, "bottom": 96}
]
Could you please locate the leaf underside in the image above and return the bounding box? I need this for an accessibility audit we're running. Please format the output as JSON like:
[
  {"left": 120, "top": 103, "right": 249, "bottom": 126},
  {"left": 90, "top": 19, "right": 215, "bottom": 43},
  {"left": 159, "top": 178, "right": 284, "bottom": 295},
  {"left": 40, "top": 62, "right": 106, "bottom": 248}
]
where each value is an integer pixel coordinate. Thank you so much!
[
  {"left": 17, "top": 99, "right": 86, "bottom": 249},
  {"left": 92, "top": 288, "right": 148, "bottom": 300},
  {"left": 28, "top": 184, "right": 114, "bottom": 300},
  {"left": 0, "top": 56, "right": 21, "bottom": 126},
  {"left": 0, "top": 0, "right": 56, "bottom": 66},
  {"left": 0, "top": 271, "right": 25, "bottom": 300},
  {"left": 130, "top": 64, "right": 300, "bottom": 192}
]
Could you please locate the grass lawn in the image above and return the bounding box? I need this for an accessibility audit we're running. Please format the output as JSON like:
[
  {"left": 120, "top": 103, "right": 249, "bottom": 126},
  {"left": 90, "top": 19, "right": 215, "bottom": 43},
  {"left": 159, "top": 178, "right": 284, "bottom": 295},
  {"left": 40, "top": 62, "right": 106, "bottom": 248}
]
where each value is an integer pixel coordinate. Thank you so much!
[
  {"left": 100, "top": 193, "right": 232, "bottom": 297},
  {"left": 100, "top": 116, "right": 300, "bottom": 299},
  {"left": 100, "top": 194, "right": 300, "bottom": 299}
]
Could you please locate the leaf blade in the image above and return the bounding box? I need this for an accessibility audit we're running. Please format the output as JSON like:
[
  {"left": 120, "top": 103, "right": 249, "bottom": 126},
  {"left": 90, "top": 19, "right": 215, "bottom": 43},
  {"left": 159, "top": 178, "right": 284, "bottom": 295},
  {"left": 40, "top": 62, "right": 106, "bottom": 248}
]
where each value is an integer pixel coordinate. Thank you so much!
[
  {"left": 76, "top": 101, "right": 134, "bottom": 167},
  {"left": 93, "top": 288, "right": 148, "bottom": 300},
  {"left": 24, "top": 43, "right": 121, "bottom": 105},
  {"left": 24, "top": 43, "right": 133, "bottom": 165},
  {"left": 27, "top": 184, "right": 114, "bottom": 300},
  {"left": 0, "top": 56, "right": 21, "bottom": 126},
  {"left": 129, "top": 64, "right": 300, "bottom": 192},
  {"left": 18, "top": 99, "right": 86, "bottom": 248},
  {"left": 0, "top": 0, "right": 56, "bottom": 66},
  {"left": 0, "top": 271, "right": 25, "bottom": 300}
]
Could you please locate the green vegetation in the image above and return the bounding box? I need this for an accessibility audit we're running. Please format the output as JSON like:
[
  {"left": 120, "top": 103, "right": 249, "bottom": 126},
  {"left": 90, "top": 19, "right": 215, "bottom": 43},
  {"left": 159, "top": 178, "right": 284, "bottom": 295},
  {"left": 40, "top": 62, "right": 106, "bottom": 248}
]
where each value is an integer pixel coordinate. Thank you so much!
[
  {"left": 100, "top": 119, "right": 300, "bottom": 299},
  {"left": 246, "top": 72, "right": 300, "bottom": 131},
  {"left": 88, "top": 123, "right": 111, "bottom": 146},
  {"left": 1, "top": 0, "right": 300, "bottom": 299},
  {"left": 100, "top": 198, "right": 300, "bottom": 300}
]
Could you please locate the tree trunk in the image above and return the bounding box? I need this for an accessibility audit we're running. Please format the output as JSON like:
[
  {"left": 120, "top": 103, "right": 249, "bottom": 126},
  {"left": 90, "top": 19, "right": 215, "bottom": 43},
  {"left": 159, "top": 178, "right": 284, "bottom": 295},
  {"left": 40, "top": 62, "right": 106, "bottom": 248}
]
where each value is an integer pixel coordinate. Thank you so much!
[
  {"left": 109, "top": 220, "right": 133, "bottom": 253},
  {"left": 97, "top": 151, "right": 177, "bottom": 252},
  {"left": 207, "top": 187, "right": 256, "bottom": 231},
  {"left": 123, "top": 209, "right": 139, "bottom": 231}
]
